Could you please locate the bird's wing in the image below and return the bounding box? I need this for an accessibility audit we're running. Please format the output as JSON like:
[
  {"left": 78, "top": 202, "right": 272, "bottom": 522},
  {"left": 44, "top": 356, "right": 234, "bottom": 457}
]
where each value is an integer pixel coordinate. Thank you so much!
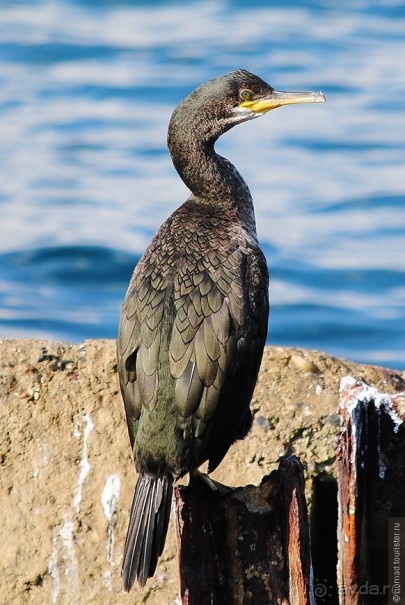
[
  {"left": 117, "top": 211, "right": 269, "bottom": 468},
  {"left": 170, "top": 245, "right": 246, "bottom": 418},
  {"left": 169, "top": 242, "right": 269, "bottom": 471},
  {"left": 117, "top": 251, "right": 167, "bottom": 449}
]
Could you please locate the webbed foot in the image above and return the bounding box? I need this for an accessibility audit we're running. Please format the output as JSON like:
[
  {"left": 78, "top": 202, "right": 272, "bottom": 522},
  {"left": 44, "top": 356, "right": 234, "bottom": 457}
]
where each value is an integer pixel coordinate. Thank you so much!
[{"left": 190, "top": 470, "right": 235, "bottom": 495}]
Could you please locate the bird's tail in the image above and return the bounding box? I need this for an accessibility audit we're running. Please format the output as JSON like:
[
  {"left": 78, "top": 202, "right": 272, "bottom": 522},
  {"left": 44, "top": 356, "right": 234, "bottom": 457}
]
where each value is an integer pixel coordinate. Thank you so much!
[{"left": 122, "top": 474, "right": 173, "bottom": 591}]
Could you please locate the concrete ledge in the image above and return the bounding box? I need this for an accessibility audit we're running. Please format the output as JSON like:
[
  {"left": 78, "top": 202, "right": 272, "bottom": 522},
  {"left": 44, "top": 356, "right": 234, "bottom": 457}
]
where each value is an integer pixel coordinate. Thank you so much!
[{"left": 1, "top": 339, "right": 404, "bottom": 604}]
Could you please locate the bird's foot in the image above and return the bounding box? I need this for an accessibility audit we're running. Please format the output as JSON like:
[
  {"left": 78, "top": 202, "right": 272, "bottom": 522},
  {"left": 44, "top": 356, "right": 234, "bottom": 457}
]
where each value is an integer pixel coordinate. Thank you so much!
[{"left": 190, "top": 470, "right": 235, "bottom": 495}]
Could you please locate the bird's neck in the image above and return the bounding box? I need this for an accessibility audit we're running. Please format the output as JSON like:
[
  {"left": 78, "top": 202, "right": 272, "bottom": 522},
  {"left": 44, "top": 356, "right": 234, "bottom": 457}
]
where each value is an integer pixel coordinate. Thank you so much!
[{"left": 168, "top": 133, "right": 258, "bottom": 234}]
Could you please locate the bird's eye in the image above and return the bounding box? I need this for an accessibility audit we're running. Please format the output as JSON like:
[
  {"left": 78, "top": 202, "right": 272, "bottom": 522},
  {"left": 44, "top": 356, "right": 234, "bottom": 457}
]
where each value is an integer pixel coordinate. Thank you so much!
[{"left": 240, "top": 89, "right": 253, "bottom": 101}]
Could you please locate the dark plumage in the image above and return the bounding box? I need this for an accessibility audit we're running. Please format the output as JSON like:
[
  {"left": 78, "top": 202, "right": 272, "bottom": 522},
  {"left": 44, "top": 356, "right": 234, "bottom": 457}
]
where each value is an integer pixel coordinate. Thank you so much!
[{"left": 117, "top": 70, "right": 325, "bottom": 591}]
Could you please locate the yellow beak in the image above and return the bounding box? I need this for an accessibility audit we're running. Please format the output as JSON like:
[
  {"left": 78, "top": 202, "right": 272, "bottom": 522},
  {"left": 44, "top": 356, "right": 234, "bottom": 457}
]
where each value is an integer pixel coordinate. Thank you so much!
[{"left": 239, "top": 90, "right": 326, "bottom": 113}]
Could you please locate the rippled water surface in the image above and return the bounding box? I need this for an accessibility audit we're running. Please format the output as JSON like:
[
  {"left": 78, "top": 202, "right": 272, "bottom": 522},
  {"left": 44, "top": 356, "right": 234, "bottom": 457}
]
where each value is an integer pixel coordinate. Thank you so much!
[{"left": 1, "top": 0, "right": 404, "bottom": 368}]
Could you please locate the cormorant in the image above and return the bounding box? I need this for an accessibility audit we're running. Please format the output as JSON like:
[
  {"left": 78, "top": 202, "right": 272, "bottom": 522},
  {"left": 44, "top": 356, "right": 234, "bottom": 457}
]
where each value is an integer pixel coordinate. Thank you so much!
[{"left": 117, "top": 69, "right": 325, "bottom": 591}]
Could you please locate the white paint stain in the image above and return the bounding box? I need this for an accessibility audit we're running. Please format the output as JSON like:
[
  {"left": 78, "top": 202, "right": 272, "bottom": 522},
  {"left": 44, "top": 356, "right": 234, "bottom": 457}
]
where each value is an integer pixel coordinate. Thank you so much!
[
  {"left": 48, "top": 530, "right": 60, "bottom": 604},
  {"left": 48, "top": 412, "right": 94, "bottom": 602},
  {"left": 33, "top": 441, "right": 49, "bottom": 480},
  {"left": 102, "top": 474, "right": 121, "bottom": 522},
  {"left": 60, "top": 518, "right": 79, "bottom": 596},
  {"left": 339, "top": 376, "right": 404, "bottom": 487},
  {"left": 101, "top": 473, "right": 121, "bottom": 576},
  {"left": 48, "top": 518, "right": 79, "bottom": 604},
  {"left": 73, "top": 413, "right": 94, "bottom": 514},
  {"left": 340, "top": 376, "right": 404, "bottom": 431},
  {"left": 103, "top": 570, "right": 113, "bottom": 592}
]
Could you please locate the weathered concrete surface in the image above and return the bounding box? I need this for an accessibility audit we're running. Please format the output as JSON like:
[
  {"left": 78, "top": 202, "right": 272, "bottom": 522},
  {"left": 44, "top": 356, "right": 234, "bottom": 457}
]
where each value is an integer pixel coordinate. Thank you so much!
[{"left": 0, "top": 339, "right": 404, "bottom": 605}]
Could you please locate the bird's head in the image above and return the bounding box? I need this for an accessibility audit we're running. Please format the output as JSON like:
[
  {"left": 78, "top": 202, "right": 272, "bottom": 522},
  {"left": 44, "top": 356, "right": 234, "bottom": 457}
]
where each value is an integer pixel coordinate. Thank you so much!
[{"left": 169, "top": 69, "right": 325, "bottom": 146}]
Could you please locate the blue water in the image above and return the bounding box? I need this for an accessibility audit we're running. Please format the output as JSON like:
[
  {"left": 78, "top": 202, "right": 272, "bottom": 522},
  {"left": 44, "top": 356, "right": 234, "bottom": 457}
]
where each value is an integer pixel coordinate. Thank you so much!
[{"left": 1, "top": 0, "right": 404, "bottom": 369}]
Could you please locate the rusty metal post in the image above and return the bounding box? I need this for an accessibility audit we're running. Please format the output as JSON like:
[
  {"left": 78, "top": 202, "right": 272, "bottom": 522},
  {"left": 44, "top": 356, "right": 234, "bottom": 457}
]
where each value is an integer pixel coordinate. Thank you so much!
[
  {"left": 336, "top": 377, "right": 405, "bottom": 605},
  {"left": 174, "top": 456, "right": 315, "bottom": 605}
]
